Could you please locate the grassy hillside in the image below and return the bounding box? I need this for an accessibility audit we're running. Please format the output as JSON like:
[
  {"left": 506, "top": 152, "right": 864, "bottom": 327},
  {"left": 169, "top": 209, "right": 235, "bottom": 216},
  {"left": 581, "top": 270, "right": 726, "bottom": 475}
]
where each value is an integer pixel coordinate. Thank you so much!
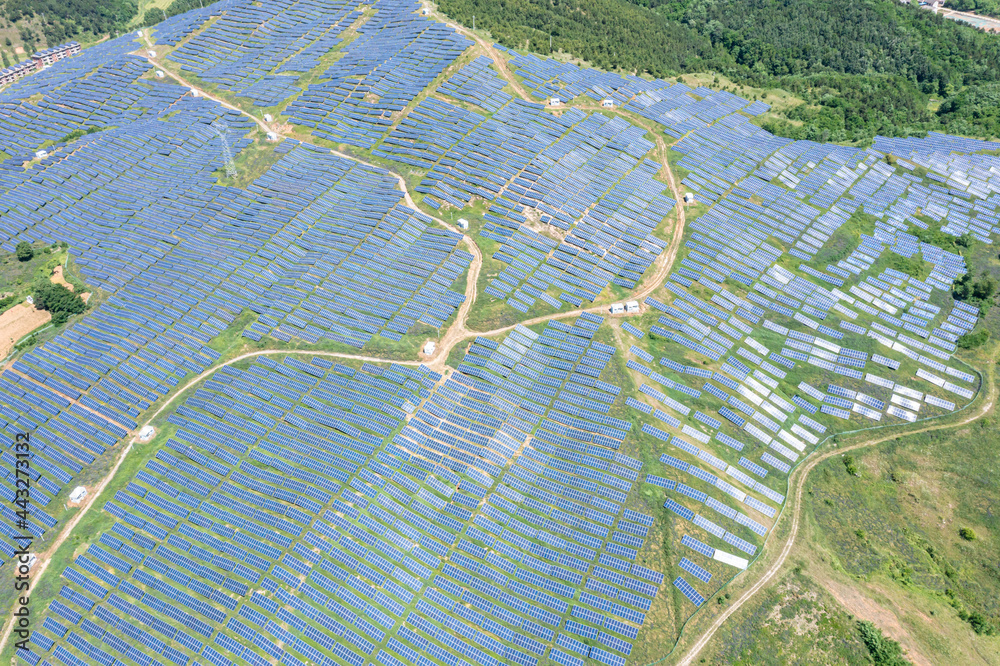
[{"left": 697, "top": 567, "right": 891, "bottom": 665}]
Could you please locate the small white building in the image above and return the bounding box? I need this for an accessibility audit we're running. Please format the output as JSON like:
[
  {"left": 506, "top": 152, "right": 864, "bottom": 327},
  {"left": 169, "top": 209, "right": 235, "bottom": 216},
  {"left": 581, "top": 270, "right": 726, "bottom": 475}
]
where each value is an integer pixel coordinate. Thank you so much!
[
  {"left": 423, "top": 340, "right": 436, "bottom": 356},
  {"left": 25, "top": 295, "right": 34, "bottom": 305},
  {"left": 457, "top": 218, "right": 469, "bottom": 231},
  {"left": 137, "top": 29, "right": 144, "bottom": 37},
  {"left": 155, "top": 70, "right": 165, "bottom": 78},
  {"left": 34, "top": 150, "right": 48, "bottom": 159},
  {"left": 683, "top": 192, "right": 695, "bottom": 204},
  {"left": 549, "top": 97, "right": 561, "bottom": 107},
  {"left": 609, "top": 303, "right": 624, "bottom": 315},
  {"left": 190, "top": 88, "right": 199, "bottom": 97},
  {"left": 139, "top": 425, "right": 155, "bottom": 441},
  {"left": 69, "top": 486, "right": 87, "bottom": 503},
  {"left": 25, "top": 554, "right": 37, "bottom": 569},
  {"left": 147, "top": 50, "right": 157, "bottom": 59},
  {"left": 625, "top": 300, "right": 639, "bottom": 313},
  {"left": 263, "top": 113, "right": 273, "bottom": 123},
  {"left": 601, "top": 98, "right": 614, "bottom": 108},
  {"left": 266, "top": 131, "right": 279, "bottom": 142}
]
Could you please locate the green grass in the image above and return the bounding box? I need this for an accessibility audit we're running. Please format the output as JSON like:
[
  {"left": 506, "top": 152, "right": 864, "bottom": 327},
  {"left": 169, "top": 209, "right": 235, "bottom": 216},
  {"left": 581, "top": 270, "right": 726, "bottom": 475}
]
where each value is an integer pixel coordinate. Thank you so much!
[
  {"left": 804, "top": 422, "right": 1000, "bottom": 645},
  {"left": 699, "top": 567, "right": 875, "bottom": 665},
  {"left": 2, "top": 245, "right": 100, "bottom": 360},
  {"left": 212, "top": 128, "right": 285, "bottom": 188},
  {"left": 0, "top": 242, "right": 64, "bottom": 303}
]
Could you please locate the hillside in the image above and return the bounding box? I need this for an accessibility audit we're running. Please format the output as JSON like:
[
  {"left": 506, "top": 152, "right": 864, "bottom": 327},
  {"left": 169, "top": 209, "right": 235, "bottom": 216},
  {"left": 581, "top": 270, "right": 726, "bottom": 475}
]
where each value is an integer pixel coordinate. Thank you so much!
[
  {"left": 0, "top": 1, "right": 999, "bottom": 666},
  {"left": 439, "top": 0, "right": 1000, "bottom": 142}
]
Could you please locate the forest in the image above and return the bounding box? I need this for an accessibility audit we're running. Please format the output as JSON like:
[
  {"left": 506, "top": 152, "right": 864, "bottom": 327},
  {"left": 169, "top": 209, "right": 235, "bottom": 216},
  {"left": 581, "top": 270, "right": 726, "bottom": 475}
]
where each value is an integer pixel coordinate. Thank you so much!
[
  {"left": 945, "top": 0, "right": 1000, "bottom": 19},
  {"left": 0, "top": 0, "right": 216, "bottom": 49},
  {"left": 438, "top": 0, "right": 1000, "bottom": 142}
]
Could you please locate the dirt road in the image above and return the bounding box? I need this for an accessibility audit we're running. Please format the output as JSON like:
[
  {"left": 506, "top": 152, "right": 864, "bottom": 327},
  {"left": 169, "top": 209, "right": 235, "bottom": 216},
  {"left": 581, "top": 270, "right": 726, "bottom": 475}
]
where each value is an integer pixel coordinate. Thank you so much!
[{"left": 676, "top": 358, "right": 997, "bottom": 666}]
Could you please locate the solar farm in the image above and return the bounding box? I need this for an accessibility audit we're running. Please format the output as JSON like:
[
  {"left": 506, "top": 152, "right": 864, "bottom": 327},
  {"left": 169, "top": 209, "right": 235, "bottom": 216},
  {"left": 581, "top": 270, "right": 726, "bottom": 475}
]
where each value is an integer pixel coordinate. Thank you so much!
[{"left": 0, "top": 0, "right": 998, "bottom": 664}]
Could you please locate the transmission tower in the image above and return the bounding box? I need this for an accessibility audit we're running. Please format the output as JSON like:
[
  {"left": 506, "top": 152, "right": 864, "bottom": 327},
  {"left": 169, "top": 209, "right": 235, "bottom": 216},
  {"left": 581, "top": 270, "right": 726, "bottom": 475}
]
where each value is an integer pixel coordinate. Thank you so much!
[{"left": 210, "top": 119, "right": 237, "bottom": 178}]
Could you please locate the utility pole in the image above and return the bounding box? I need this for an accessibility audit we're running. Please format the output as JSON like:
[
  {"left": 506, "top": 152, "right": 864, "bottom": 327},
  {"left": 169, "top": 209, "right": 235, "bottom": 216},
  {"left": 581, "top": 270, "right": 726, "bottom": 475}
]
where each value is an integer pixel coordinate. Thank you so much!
[
  {"left": 210, "top": 120, "right": 237, "bottom": 178},
  {"left": 472, "top": 15, "right": 475, "bottom": 31}
]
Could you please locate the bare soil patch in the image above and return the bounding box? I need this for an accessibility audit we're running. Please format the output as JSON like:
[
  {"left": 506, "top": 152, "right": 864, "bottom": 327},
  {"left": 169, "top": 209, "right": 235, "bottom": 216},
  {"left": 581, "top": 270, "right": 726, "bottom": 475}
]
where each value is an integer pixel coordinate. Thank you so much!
[{"left": 0, "top": 303, "right": 50, "bottom": 360}]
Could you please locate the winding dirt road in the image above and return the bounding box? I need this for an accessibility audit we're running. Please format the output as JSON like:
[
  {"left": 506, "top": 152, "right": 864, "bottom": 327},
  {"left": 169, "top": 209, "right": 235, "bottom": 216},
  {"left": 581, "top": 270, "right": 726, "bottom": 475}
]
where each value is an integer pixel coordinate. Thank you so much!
[
  {"left": 676, "top": 356, "right": 997, "bottom": 665},
  {"left": 0, "top": 17, "right": 820, "bottom": 665}
]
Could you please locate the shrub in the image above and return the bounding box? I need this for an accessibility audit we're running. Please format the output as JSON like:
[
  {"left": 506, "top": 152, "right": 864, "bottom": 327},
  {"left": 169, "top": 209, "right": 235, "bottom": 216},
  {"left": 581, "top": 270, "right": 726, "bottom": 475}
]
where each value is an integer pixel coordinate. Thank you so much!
[
  {"left": 32, "top": 282, "right": 86, "bottom": 325},
  {"left": 959, "top": 527, "right": 976, "bottom": 541},
  {"left": 15, "top": 241, "right": 33, "bottom": 262},
  {"left": 844, "top": 455, "right": 858, "bottom": 476},
  {"left": 967, "top": 611, "right": 996, "bottom": 636},
  {"left": 957, "top": 330, "right": 990, "bottom": 349},
  {"left": 856, "top": 620, "right": 908, "bottom": 666}
]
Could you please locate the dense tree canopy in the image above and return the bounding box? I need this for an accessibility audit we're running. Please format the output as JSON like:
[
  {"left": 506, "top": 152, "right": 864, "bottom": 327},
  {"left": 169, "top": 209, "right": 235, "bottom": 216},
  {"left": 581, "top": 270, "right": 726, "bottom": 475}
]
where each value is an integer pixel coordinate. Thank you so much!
[
  {"left": 945, "top": 0, "right": 1000, "bottom": 18},
  {"left": 3, "top": 0, "right": 138, "bottom": 44},
  {"left": 440, "top": 0, "right": 1000, "bottom": 141},
  {"left": 32, "top": 281, "right": 86, "bottom": 325},
  {"left": 1, "top": 0, "right": 219, "bottom": 48},
  {"left": 15, "top": 241, "right": 33, "bottom": 262}
]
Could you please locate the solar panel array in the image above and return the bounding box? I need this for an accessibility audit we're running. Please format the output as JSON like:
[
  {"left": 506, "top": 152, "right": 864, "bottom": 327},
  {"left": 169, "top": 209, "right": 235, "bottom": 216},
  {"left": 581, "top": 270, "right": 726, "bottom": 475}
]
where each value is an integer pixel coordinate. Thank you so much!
[
  {"left": 6, "top": 0, "right": 1000, "bottom": 659},
  {"left": 285, "top": 0, "right": 470, "bottom": 148},
  {"left": 22, "top": 322, "right": 660, "bottom": 666},
  {"left": 438, "top": 55, "right": 513, "bottom": 113},
  {"left": 623, "top": 126, "right": 992, "bottom": 611},
  {"left": 0, "top": 11, "right": 470, "bottom": 582}
]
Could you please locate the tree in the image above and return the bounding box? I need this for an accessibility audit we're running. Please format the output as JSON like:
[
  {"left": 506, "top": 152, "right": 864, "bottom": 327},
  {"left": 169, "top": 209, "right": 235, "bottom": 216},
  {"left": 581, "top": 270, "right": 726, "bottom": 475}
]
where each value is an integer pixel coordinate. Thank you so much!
[
  {"left": 959, "top": 527, "right": 976, "bottom": 541},
  {"left": 972, "top": 275, "right": 995, "bottom": 301},
  {"left": 953, "top": 272, "right": 972, "bottom": 301},
  {"left": 15, "top": 241, "right": 33, "bottom": 262},
  {"left": 32, "top": 282, "right": 86, "bottom": 325},
  {"left": 957, "top": 330, "right": 989, "bottom": 349}
]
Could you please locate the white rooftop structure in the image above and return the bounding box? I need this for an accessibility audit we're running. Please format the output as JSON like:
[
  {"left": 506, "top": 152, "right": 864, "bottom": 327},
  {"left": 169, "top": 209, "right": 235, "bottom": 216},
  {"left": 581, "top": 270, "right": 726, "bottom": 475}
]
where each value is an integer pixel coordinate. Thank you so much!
[
  {"left": 139, "top": 425, "right": 155, "bottom": 441},
  {"left": 601, "top": 98, "right": 614, "bottom": 107},
  {"left": 457, "top": 218, "right": 469, "bottom": 230},
  {"left": 155, "top": 70, "right": 164, "bottom": 78},
  {"left": 609, "top": 303, "right": 624, "bottom": 314},
  {"left": 69, "top": 486, "right": 87, "bottom": 503},
  {"left": 423, "top": 340, "right": 436, "bottom": 355},
  {"left": 147, "top": 50, "right": 156, "bottom": 58},
  {"left": 34, "top": 150, "right": 48, "bottom": 159},
  {"left": 263, "top": 113, "right": 273, "bottom": 123},
  {"left": 625, "top": 300, "right": 639, "bottom": 313},
  {"left": 684, "top": 192, "right": 695, "bottom": 203},
  {"left": 549, "top": 97, "right": 561, "bottom": 106},
  {"left": 266, "top": 131, "right": 279, "bottom": 142}
]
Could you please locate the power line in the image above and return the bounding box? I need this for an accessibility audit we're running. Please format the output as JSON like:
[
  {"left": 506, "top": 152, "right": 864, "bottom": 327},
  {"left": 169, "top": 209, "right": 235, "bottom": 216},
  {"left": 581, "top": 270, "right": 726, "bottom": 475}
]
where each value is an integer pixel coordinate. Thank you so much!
[{"left": 210, "top": 119, "right": 237, "bottom": 178}]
